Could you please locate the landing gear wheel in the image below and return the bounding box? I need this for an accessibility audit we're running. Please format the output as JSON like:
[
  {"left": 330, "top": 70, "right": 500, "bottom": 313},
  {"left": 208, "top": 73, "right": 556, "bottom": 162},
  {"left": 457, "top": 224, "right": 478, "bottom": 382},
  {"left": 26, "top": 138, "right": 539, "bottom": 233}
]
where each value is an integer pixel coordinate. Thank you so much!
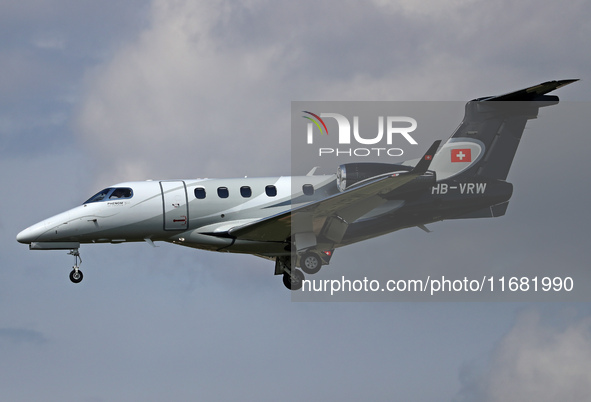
[
  {"left": 300, "top": 252, "right": 322, "bottom": 275},
  {"left": 69, "top": 269, "right": 83, "bottom": 283},
  {"left": 283, "top": 269, "right": 305, "bottom": 291},
  {"left": 67, "top": 249, "right": 83, "bottom": 283}
]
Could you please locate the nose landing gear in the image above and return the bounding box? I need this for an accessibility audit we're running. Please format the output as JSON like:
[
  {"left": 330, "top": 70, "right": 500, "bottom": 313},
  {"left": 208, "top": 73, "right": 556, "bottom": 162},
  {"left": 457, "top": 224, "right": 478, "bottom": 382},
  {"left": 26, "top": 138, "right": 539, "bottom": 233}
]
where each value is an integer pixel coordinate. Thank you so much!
[{"left": 67, "top": 249, "right": 83, "bottom": 284}]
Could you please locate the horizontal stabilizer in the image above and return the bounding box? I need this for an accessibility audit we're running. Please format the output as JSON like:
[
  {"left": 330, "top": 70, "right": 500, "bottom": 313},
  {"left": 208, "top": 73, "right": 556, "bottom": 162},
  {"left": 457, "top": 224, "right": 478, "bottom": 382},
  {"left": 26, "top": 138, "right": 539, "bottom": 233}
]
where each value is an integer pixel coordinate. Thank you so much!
[{"left": 478, "top": 79, "right": 578, "bottom": 102}]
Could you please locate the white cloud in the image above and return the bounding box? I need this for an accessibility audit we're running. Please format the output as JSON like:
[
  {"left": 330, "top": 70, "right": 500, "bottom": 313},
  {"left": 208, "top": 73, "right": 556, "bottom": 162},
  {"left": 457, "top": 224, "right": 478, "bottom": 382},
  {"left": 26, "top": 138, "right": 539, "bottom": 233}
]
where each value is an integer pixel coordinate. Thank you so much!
[
  {"left": 75, "top": 0, "right": 589, "bottom": 188},
  {"left": 75, "top": 0, "right": 480, "bottom": 185},
  {"left": 76, "top": 0, "right": 294, "bottom": 185},
  {"left": 456, "top": 311, "right": 591, "bottom": 402},
  {"left": 32, "top": 35, "right": 65, "bottom": 50},
  {"left": 372, "top": 0, "right": 479, "bottom": 17}
]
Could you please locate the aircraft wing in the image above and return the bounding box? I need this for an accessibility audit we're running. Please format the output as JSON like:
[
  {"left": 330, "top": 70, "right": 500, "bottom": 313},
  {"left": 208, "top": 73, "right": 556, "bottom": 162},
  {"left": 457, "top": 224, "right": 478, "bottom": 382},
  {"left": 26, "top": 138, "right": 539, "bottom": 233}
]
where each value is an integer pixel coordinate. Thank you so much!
[{"left": 228, "top": 141, "right": 441, "bottom": 244}]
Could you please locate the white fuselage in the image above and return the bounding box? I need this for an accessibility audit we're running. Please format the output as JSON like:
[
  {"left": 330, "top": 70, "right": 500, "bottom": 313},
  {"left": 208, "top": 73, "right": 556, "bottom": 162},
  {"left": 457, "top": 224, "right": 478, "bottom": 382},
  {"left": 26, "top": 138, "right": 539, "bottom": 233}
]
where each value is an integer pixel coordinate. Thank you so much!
[{"left": 17, "top": 175, "right": 337, "bottom": 257}]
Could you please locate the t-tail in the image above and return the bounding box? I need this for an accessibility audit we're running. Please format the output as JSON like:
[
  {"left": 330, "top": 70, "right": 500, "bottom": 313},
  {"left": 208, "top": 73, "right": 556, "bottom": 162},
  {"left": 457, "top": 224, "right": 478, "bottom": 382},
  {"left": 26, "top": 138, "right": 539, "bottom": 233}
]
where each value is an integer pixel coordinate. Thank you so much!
[{"left": 429, "top": 79, "right": 578, "bottom": 181}]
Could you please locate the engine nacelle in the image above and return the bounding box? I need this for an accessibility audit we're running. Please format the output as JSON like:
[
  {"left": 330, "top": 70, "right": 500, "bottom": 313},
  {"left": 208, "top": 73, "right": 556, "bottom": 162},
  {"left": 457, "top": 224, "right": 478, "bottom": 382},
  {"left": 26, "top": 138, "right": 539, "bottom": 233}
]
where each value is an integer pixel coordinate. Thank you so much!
[{"left": 336, "top": 162, "right": 411, "bottom": 192}]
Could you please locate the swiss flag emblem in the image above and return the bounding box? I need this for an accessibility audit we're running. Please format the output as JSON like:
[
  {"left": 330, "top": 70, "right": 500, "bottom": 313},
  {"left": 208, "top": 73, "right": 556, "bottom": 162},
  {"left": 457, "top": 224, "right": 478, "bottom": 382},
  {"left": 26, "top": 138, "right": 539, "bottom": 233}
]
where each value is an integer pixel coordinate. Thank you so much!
[{"left": 451, "top": 148, "right": 471, "bottom": 162}]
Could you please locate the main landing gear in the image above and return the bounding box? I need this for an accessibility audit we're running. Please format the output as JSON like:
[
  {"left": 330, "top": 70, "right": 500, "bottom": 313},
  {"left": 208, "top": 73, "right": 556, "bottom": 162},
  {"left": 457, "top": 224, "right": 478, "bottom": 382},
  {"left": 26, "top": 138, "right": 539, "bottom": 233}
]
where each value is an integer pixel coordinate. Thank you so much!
[
  {"left": 276, "top": 256, "right": 305, "bottom": 291},
  {"left": 282, "top": 267, "right": 305, "bottom": 291},
  {"left": 276, "top": 250, "right": 327, "bottom": 290},
  {"left": 300, "top": 252, "right": 322, "bottom": 275},
  {"left": 68, "top": 249, "right": 83, "bottom": 284}
]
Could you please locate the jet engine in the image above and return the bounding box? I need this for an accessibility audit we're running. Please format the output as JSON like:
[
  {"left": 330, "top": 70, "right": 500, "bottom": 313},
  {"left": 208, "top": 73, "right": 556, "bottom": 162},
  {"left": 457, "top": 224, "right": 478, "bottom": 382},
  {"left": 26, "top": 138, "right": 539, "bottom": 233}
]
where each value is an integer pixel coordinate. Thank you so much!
[{"left": 336, "top": 162, "right": 411, "bottom": 192}]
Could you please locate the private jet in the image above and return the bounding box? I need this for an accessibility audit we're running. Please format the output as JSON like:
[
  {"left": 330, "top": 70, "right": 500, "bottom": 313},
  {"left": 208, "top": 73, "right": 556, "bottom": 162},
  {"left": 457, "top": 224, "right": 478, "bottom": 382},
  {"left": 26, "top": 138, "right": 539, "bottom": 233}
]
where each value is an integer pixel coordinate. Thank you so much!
[{"left": 17, "top": 79, "right": 577, "bottom": 289}]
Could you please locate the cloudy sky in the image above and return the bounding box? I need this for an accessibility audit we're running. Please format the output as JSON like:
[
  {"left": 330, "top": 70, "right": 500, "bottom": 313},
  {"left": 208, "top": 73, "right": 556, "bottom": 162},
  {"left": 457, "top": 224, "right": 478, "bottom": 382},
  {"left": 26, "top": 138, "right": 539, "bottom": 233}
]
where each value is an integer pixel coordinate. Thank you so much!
[{"left": 1, "top": 0, "right": 591, "bottom": 400}]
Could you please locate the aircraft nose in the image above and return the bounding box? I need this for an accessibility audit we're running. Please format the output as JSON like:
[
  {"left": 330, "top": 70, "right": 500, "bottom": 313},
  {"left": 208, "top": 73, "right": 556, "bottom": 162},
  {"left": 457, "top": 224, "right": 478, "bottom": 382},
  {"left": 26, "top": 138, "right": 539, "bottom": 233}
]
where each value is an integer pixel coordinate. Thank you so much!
[
  {"left": 16, "top": 222, "right": 46, "bottom": 244},
  {"left": 16, "top": 227, "right": 36, "bottom": 244},
  {"left": 17, "top": 210, "right": 75, "bottom": 245}
]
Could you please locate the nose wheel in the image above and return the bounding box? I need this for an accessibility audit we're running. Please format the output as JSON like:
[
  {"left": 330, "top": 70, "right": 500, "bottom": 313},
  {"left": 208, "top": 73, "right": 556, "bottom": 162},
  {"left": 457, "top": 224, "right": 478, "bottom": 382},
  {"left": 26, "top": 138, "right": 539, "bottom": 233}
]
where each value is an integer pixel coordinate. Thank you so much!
[
  {"left": 67, "top": 249, "right": 83, "bottom": 284},
  {"left": 69, "top": 268, "right": 83, "bottom": 283}
]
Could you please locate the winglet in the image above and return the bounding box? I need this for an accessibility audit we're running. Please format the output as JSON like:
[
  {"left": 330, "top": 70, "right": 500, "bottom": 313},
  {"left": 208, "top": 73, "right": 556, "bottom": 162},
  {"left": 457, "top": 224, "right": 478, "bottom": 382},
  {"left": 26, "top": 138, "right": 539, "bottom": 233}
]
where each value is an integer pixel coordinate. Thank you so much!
[{"left": 412, "top": 140, "right": 441, "bottom": 174}]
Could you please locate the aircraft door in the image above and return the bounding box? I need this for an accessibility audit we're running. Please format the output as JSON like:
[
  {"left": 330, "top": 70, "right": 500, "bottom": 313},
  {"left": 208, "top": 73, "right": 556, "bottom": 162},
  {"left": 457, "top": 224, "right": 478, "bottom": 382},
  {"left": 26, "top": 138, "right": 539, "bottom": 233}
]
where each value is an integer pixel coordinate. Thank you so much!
[{"left": 160, "top": 181, "right": 189, "bottom": 231}]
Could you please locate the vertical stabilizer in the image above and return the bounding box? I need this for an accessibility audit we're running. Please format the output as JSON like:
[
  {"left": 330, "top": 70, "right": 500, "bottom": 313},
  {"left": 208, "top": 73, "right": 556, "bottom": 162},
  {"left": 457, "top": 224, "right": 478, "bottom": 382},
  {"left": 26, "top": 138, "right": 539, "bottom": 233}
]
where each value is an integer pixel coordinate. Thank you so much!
[{"left": 430, "top": 80, "right": 577, "bottom": 181}]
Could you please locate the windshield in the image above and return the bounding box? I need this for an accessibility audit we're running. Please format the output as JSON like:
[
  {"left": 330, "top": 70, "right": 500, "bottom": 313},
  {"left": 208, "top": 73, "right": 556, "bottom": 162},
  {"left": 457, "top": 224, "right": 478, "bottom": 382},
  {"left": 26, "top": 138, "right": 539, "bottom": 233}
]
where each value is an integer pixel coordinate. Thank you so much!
[{"left": 84, "top": 187, "right": 133, "bottom": 204}]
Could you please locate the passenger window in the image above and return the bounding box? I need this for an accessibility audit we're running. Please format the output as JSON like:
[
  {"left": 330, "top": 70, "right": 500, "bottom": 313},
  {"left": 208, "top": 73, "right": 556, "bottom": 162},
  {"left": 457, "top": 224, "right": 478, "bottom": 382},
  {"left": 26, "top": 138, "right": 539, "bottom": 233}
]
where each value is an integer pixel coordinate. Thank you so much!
[
  {"left": 302, "top": 184, "right": 314, "bottom": 196},
  {"left": 217, "top": 187, "right": 229, "bottom": 198},
  {"left": 240, "top": 186, "right": 252, "bottom": 198},
  {"left": 265, "top": 185, "right": 277, "bottom": 197},
  {"left": 194, "top": 187, "right": 206, "bottom": 199}
]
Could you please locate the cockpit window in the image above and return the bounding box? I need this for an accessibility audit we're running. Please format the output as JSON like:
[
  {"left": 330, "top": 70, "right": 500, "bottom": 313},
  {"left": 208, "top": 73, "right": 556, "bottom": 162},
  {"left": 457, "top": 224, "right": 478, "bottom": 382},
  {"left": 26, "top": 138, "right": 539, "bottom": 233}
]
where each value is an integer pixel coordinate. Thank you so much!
[
  {"left": 84, "top": 187, "right": 133, "bottom": 204},
  {"left": 109, "top": 188, "right": 133, "bottom": 199},
  {"left": 84, "top": 188, "right": 111, "bottom": 203}
]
